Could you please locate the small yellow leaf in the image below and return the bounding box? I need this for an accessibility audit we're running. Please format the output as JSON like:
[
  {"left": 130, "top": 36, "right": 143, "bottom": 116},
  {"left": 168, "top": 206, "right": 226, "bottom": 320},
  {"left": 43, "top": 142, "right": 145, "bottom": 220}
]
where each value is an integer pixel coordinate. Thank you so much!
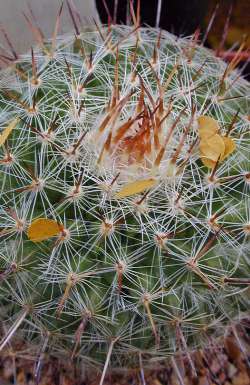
[
  {"left": 199, "top": 156, "right": 217, "bottom": 169},
  {"left": 198, "top": 116, "right": 219, "bottom": 139},
  {"left": 200, "top": 134, "right": 225, "bottom": 162},
  {"left": 115, "top": 178, "right": 156, "bottom": 199},
  {"left": 27, "top": 218, "right": 61, "bottom": 242},
  {"left": 0, "top": 118, "right": 20, "bottom": 146},
  {"left": 221, "top": 136, "right": 236, "bottom": 160}
]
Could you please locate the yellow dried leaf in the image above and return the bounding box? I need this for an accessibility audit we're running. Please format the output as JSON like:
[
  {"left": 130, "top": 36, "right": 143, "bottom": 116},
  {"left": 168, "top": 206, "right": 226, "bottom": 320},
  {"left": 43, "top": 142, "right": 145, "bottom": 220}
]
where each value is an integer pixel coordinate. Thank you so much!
[
  {"left": 199, "top": 156, "right": 217, "bottom": 169},
  {"left": 0, "top": 117, "right": 20, "bottom": 146},
  {"left": 200, "top": 134, "right": 225, "bottom": 162},
  {"left": 115, "top": 178, "right": 156, "bottom": 199},
  {"left": 221, "top": 136, "right": 236, "bottom": 160},
  {"left": 27, "top": 218, "right": 60, "bottom": 242},
  {"left": 198, "top": 116, "right": 219, "bottom": 139}
]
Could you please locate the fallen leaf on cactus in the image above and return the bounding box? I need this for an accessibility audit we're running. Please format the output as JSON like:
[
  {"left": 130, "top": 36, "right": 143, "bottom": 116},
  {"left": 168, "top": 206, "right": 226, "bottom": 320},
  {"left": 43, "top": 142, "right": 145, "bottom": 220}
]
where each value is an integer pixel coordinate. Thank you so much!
[
  {"left": 27, "top": 218, "right": 61, "bottom": 242},
  {"left": 198, "top": 116, "right": 219, "bottom": 139},
  {"left": 200, "top": 134, "right": 225, "bottom": 164},
  {"left": 198, "top": 114, "right": 236, "bottom": 167},
  {"left": 0, "top": 118, "right": 20, "bottom": 146},
  {"left": 199, "top": 157, "right": 217, "bottom": 169},
  {"left": 115, "top": 178, "right": 156, "bottom": 198},
  {"left": 221, "top": 136, "right": 236, "bottom": 160}
]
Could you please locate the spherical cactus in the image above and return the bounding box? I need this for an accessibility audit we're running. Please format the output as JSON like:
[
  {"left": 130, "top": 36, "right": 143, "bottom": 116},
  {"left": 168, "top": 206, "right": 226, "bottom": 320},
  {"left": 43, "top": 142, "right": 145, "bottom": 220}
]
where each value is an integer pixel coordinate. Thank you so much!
[{"left": 0, "top": 7, "right": 249, "bottom": 385}]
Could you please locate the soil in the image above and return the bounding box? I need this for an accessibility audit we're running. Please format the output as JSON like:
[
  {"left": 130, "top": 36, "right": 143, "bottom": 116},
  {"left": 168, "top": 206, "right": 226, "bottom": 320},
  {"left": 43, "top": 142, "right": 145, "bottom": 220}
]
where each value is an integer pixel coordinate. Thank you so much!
[{"left": 0, "top": 333, "right": 249, "bottom": 385}]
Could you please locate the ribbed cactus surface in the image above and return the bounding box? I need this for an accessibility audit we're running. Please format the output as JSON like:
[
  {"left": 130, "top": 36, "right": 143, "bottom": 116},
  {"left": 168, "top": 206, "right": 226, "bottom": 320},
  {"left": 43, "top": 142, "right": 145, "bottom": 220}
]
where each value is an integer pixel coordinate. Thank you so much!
[{"left": 0, "top": 24, "right": 249, "bottom": 380}]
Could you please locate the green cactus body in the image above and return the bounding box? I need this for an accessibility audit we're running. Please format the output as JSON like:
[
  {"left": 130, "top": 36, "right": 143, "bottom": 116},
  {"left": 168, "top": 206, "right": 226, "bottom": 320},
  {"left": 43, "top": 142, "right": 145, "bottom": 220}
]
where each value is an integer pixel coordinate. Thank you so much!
[{"left": 0, "top": 23, "right": 249, "bottom": 382}]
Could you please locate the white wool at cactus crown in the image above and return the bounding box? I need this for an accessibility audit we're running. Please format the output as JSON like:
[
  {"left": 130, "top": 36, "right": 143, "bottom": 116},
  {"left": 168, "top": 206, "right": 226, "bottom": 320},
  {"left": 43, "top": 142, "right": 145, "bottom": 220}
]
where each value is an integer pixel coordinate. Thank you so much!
[{"left": 0, "top": 0, "right": 98, "bottom": 54}]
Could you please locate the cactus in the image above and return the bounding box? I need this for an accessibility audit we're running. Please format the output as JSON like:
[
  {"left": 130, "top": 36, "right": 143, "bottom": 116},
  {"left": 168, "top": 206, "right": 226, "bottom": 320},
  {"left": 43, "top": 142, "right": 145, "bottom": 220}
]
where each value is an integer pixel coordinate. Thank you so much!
[{"left": 0, "top": 5, "right": 249, "bottom": 384}]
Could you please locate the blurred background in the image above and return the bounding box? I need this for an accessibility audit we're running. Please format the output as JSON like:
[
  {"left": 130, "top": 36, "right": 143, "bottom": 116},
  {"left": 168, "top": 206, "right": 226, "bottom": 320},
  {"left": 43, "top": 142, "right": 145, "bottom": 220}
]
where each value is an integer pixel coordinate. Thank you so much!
[
  {"left": 96, "top": 0, "right": 250, "bottom": 78},
  {"left": 0, "top": 0, "right": 98, "bottom": 54},
  {"left": 0, "top": 0, "right": 249, "bottom": 76}
]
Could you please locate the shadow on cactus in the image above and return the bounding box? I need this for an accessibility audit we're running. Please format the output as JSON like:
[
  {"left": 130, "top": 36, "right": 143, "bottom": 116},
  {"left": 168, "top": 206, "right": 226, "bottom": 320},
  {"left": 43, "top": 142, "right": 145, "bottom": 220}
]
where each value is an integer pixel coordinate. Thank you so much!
[{"left": 0, "top": 2, "right": 249, "bottom": 385}]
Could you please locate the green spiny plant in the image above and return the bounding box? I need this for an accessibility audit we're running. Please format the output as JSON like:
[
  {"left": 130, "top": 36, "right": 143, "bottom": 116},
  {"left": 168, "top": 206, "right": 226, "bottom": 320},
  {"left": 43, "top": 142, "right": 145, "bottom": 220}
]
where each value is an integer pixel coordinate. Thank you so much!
[{"left": 0, "top": 2, "right": 249, "bottom": 384}]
